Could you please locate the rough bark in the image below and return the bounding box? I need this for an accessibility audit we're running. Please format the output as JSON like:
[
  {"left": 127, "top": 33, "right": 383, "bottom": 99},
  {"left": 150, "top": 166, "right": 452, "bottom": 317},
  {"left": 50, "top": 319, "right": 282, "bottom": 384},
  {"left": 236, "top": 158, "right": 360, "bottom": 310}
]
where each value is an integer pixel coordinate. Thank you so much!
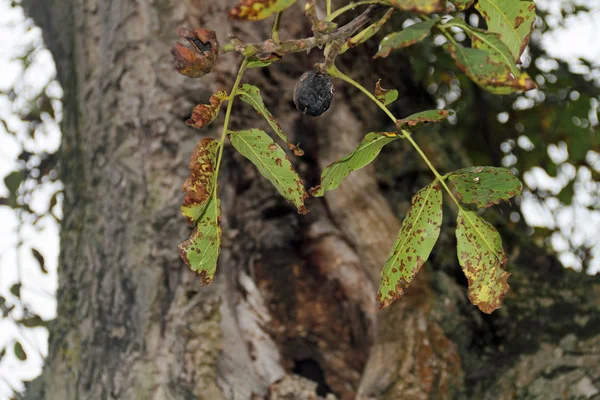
[{"left": 23, "top": 1, "right": 600, "bottom": 399}]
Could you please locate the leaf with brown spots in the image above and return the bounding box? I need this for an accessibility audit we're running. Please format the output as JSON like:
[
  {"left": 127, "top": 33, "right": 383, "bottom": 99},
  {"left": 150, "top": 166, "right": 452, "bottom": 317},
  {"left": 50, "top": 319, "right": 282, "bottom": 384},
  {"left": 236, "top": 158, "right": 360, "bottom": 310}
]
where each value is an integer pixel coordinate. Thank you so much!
[
  {"left": 310, "top": 132, "right": 399, "bottom": 197},
  {"left": 384, "top": 0, "right": 445, "bottom": 14},
  {"left": 186, "top": 91, "right": 228, "bottom": 129},
  {"left": 179, "top": 195, "right": 222, "bottom": 285},
  {"left": 171, "top": 28, "right": 218, "bottom": 78},
  {"left": 475, "top": 0, "right": 536, "bottom": 62},
  {"left": 238, "top": 84, "right": 303, "bottom": 156},
  {"left": 375, "top": 80, "right": 399, "bottom": 106},
  {"left": 229, "top": 0, "right": 296, "bottom": 21},
  {"left": 181, "top": 138, "right": 219, "bottom": 224},
  {"left": 448, "top": 166, "right": 522, "bottom": 208},
  {"left": 229, "top": 129, "right": 308, "bottom": 214},
  {"left": 340, "top": 8, "right": 394, "bottom": 54},
  {"left": 374, "top": 18, "right": 437, "bottom": 59},
  {"left": 456, "top": 210, "right": 510, "bottom": 314},
  {"left": 377, "top": 182, "right": 443, "bottom": 309},
  {"left": 396, "top": 109, "right": 451, "bottom": 130}
]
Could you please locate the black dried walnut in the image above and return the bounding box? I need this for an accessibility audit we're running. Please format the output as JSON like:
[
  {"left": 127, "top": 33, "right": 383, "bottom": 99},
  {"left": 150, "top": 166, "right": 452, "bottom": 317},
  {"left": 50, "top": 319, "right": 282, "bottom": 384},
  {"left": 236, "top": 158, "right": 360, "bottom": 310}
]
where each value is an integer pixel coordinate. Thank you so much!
[{"left": 293, "top": 71, "right": 335, "bottom": 117}]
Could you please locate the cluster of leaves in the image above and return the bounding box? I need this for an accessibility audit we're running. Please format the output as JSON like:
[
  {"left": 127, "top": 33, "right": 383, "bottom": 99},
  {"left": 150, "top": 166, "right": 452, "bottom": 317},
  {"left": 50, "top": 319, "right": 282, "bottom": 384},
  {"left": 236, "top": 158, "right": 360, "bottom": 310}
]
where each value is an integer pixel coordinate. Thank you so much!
[{"left": 172, "top": 0, "right": 544, "bottom": 313}]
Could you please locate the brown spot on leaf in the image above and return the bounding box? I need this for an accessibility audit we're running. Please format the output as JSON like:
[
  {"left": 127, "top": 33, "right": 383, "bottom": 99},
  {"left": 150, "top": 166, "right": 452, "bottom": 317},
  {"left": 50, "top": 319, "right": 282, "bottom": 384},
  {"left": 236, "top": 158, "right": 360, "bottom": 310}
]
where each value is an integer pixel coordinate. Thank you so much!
[{"left": 171, "top": 28, "right": 218, "bottom": 78}]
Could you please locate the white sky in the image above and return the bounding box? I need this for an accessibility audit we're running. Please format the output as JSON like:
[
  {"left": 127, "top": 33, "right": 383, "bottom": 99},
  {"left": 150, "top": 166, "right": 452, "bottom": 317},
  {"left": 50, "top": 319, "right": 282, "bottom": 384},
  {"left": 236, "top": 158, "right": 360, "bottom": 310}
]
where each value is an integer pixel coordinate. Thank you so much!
[{"left": 0, "top": 0, "right": 599, "bottom": 398}]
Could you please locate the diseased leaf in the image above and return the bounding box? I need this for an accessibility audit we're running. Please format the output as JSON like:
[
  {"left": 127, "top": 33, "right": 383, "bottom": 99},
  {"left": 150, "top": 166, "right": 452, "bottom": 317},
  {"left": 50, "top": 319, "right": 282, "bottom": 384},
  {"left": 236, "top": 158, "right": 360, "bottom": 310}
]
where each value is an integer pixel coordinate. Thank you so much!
[
  {"left": 384, "top": 0, "right": 445, "bottom": 14},
  {"left": 238, "top": 84, "right": 304, "bottom": 156},
  {"left": 341, "top": 9, "right": 394, "bottom": 54},
  {"left": 179, "top": 195, "right": 222, "bottom": 285},
  {"left": 456, "top": 210, "right": 510, "bottom": 314},
  {"left": 171, "top": 28, "right": 219, "bottom": 78},
  {"left": 229, "top": 129, "right": 308, "bottom": 214},
  {"left": 377, "top": 182, "right": 443, "bottom": 309},
  {"left": 186, "top": 91, "right": 228, "bottom": 129},
  {"left": 448, "top": 166, "right": 522, "bottom": 208},
  {"left": 31, "top": 248, "right": 47, "bottom": 274},
  {"left": 14, "top": 341, "right": 27, "bottom": 361},
  {"left": 229, "top": 0, "right": 296, "bottom": 21},
  {"left": 374, "top": 19, "right": 437, "bottom": 59},
  {"left": 475, "top": 0, "right": 536, "bottom": 62},
  {"left": 396, "top": 109, "right": 450, "bottom": 130},
  {"left": 181, "top": 138, "right": 220, "bottom": 224},
  {"left": 375, "top": 80, "right": 399, "bottom": 105},
  {"left": 310, "top": 132, "right": 399, "bottom": 197},
  {"left": 450, "top": 0, "right": 475, "bottom": 11}
]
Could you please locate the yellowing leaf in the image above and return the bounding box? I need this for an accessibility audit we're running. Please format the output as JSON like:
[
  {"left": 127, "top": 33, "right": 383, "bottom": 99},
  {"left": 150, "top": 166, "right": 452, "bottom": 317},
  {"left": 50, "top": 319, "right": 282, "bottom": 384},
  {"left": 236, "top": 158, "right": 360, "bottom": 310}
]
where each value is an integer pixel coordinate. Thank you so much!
[
  {"left": 179, "top": 195, "right": 222, "bottom": 285},
  {"left": 238, "top": 84, "right": 303, "bottom": 156},
  {"left": 475, "top": 0, "right": 536, "bottom": 62},
  {"left": 377, "top": 182, "right": 443, "bottom": 309},
  {"left": 448, "top": 166, "right": 522, "bottom": 208},
  {"left": 374, "top": 19, "right": 437, "bottom": 59},
  {"left": 384, "top": 0, "right": 445, "bottom": 14},
  {"left": 181, "top": 138, "right": 219, "bottom": 224},
  {"left": 186, "top": 91, "right": 228, "bottom": 129},
  {"left": 456, "top": 210, "right": 510, "bottom": 314},
  {"left": 229, "top": 0, "right": 296, "bottom": 21},
  {"left": 310, "top": 132, "right": 398, "bottom": 197},
  {"left": 229, "top": 129, "right": 308, "bottom": 214}
]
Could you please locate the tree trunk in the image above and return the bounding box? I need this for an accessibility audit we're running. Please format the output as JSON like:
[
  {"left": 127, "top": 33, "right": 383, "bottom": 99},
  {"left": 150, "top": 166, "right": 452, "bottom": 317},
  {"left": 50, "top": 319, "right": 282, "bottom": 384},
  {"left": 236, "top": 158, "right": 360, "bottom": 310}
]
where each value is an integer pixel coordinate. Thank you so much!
[{"left": 23, "top": 1, "right": 600, "bottom": 399}]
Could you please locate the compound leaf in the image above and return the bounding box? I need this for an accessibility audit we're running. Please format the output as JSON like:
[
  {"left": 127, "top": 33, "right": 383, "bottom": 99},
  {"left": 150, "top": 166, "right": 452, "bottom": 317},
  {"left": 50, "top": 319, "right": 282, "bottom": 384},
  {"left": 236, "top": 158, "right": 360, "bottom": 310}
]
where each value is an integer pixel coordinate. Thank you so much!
[
  {"left": 310, "top": 132, "right": 399, "bottom": 197},
  {"left": 448, "top": 166, "right": 522, "bottom": 208},
  {"left": 397, "top": 109, "right": 450, "bottom": 130},
  {"left": 179, "top": 195, "right": 222, "bottom": 285},
  {"left": 374, "top": 18, "right": 437, "bottom": 59},
  {"left": 229, "top": 129, "right": 308, "bottom": 214},
  {"left": 238, "top": 84, "right": 303, "bottom": 156},
  {"left": 377, "top": 182, "right": 443, "bottom": 309},
  {"left": 456, "top": 210, "right": 510, "bottom": 314},
  {"left": 229, "top": 0, "right": 296, "bottom": 21},
  {"left": 181, "top": 138, "right": 219, "bottom": 224}
]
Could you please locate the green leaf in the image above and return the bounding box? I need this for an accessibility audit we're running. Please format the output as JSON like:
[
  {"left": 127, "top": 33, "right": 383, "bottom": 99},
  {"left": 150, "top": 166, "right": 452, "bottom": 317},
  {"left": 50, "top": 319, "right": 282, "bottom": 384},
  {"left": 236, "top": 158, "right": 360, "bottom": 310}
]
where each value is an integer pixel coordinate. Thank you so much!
[
  {"left": 456, "top": 210, "right": 509, "bottom": 314},
  {"left": 374, "top": 19, "right": 437, "bottom": 59},
  {"left": 186, "top": 91, "right": 228, "bottom": 129},
  {"left": 17, "top": 315, "right": 45, "bottom": 328},
  {"left": 375, "top": 80, "right": 399, "bottom": 105},
  {"left": 247, "top": 54, "right": 282, "bottom": 69},
  {"left": 229, "top": 129, "right": 308, "bottom": 214},
  {"left": 377, "top": 182, "right": 443, "bottom": 309},
  {"left": 3, "top": 170, "right": 25, "bottom": 208},
  {"left": 14, "top": 341, "right": 27, "bottom": 361},
  {"left": 10, "top": 283, "right": 21, "bottom": 298},
  {"left": 310, "top": 132, "right": 399, "bottom": 197},
  {"left": 178, "top": 195, "right": 222, "bottom": 285},
  {"left": 450, "top": 0, "right": 475, "bottom": 11},
  {"left": 341, "top": 9, "right": 394, "bottom": 54},
  {"left": 448, "top": 166, "right": 522, "bottom": 208},
  {"left": 181, "top": 138, "right": 220, "bottom": 225},
  {"left": 396, "top": 109, "right": 451, "bottom": 130},
  {"left": 475, "top": 0, "right": 536, "bottom": 62},
  {"left": 384, "top": 0, "right": 445, "bottom": 14},
  {"left": 229, "top": 0, "right": 296, "bottom": 20},
  {"left": 238, "top": 84, "right": 304, "bottom": 156},
  {"left": 31, "top": 248, "right": 48, "bottom": 274}
]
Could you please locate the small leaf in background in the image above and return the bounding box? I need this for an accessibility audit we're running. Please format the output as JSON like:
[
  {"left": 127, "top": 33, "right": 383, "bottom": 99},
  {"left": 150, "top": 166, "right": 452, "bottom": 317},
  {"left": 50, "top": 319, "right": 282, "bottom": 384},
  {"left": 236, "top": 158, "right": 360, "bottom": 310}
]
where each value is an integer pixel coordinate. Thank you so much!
[
  {"left": 186, "top": 91, "right": 228, "bottom": 129},
  {"left": 179, "top": 196, "right": 222, "bottom": 285},
  {"left": 0, "top": 347, "right": 5, "bottom": 363},
  {"left": 171, "top": 28, "right": 218, "bottom": 78},
  {"left": 17, "top": 314, "right": 45, "bottom": 328},
  {"left": 475, "top": 0, "right": 536, "bottom": 62},
  {"left": 377, "top": 182, "right": 443, "bottom": 309},
  {"left": 375, "top": 80, "right": 399, "bottom": 105},
  {"left": 374, "top": 18, "right": 437, "bottom": 59},
  {"left": 229, "top": 129, "right": 308, "bottom": 214},
  {"left": 341, "top": 9, "right": 394, "bottom": 54},
  {"left": 3, "top": 170, "right": 25, "bottom": 208},
  {"left": 448, "top": 166, "right": 522, "bottom": 208},
  {"left": 237, "top": 84, "right": 304, "bottom": 156},
  {"left": 10, "top": 283, "right": 21, "bottom": 299},
  {"left": 31, "top": 248, "right": 48, "bottom": 274},
  {"left": 396, "top": 109, "right": 450, "bottom": 130},
  {"left": 181, "top": 138, "right": 220, "bottom": 224},
  {"left": 456, "top": 210, "right": 509, "bottom": 314},
  {"left": 310, "top": 132, "right": 398, "bottom": 197},
  {"left": 13, "top": 341, "right": 27, "bottom": 361},
  {"left": 449, "top": 0, "right": 475, "bottom": 11},
  {"left": 229, "top": 0, "right": 296, "bottom": 21},
  {"left": 384, "top": 0, "right": 445, "bottom": 14},
  {"left": 247, "top": 54, "right": 282, "bottom": 69}
]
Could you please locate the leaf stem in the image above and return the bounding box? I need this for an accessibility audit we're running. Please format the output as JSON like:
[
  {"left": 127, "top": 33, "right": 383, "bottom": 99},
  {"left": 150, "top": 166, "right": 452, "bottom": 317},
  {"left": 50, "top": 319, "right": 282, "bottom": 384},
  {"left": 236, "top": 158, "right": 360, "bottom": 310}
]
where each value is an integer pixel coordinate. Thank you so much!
[
  {"left": 326, "top": 0, "right": 388, "bottom": 22},
  {"left": 326, "top": 0, "right": 332, "bottom": 16},
  {"left": 330, "top": 65, "right": 463, "bottom": 209},
  {"left": 272, "top": 12, "right": 282, "bottom": 44},
  {"left": 213, "top": 58, "right": 249, "bottom": 193}
]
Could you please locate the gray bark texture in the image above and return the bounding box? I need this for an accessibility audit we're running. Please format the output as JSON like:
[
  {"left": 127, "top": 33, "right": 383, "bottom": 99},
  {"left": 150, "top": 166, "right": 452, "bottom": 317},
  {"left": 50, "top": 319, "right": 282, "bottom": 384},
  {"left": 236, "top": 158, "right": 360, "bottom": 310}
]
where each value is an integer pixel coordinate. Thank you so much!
[{"left": 22, "top": 0, "right": 600, "bottom": 399}]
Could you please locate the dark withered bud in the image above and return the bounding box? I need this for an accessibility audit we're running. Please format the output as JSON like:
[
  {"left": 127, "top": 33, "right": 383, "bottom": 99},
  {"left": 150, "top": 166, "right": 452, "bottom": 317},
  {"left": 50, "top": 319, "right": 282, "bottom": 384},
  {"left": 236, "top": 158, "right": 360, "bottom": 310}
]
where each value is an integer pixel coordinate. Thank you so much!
[
  {"left": 171, "top": 28, "right": 218, "bottom": 78},
  {"left": 293, "top": 71, "right": 335, "bottom": 117}
]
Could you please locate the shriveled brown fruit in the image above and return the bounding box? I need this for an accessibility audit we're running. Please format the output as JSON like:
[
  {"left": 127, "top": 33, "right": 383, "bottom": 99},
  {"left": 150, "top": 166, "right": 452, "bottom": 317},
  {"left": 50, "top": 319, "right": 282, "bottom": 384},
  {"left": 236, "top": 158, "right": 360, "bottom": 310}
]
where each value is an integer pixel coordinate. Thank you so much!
[{"left": 170, "top": 28, "right": 218, "bottom": 78}]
